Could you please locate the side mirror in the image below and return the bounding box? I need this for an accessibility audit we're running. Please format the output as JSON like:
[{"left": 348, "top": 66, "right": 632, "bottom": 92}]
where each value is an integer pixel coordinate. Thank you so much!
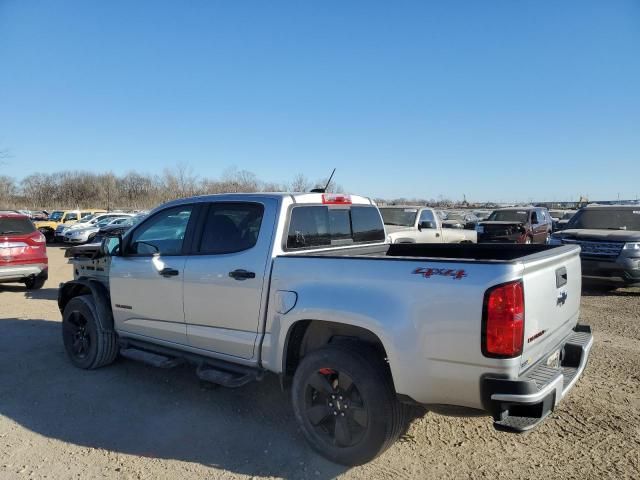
[
  {"left": 419, "top": 221, "right": 436, "bottom": 230},
  {"left": 101, "top": 234, "right": 122, "bottom": 257}
]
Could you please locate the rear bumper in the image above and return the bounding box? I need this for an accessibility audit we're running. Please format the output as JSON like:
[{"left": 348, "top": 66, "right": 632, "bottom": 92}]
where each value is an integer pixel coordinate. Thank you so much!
[
  {"left": 0, "top": 264, "right": 48, "bottom": 284},
  {"left": 481, "top": 324, "right": 593, "bottom": 432}
]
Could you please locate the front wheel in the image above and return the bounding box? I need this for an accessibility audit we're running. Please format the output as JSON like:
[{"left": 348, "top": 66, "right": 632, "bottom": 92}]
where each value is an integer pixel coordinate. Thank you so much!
[
  {"left": 62, "top": 295, "right": 118, "bottom": 369},
  {"left": 292, "top": 343, "right": 410, "bottom": 466}
]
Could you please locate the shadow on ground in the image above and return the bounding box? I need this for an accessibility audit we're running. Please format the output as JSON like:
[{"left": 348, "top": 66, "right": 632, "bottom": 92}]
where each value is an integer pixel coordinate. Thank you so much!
[
  {"left": 0, "top": 285, "right": 58, "bottom": 301},
  {"left": 581, "top": 281, "right": 640, "bottom": 297},
  {"left": 0, "top": 318, "right": 347, "bottom": 479}
]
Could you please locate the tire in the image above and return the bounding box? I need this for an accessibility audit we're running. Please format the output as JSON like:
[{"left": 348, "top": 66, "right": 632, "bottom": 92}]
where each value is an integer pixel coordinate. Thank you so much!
[
  {"left": 24, "top": 276, "right": 46, "bottom": 290},
  {"left": 62, "top": 295, "right": 118, "bottom": 370},
  {"left": 40, "top": 229, "right": 54, "bottom": 243},
  {"left": 291, "top": 343, "right": 410, "bottom": 466}
]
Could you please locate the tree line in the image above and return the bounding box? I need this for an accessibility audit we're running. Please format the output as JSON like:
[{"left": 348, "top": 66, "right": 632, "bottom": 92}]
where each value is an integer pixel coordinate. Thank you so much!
[{"left": 0, "top": 164, "right": 343, "bottom": 211}]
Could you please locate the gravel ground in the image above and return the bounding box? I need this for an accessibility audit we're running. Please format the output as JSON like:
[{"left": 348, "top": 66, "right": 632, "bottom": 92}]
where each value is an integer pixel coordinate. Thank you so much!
[{"left": 0, "top": 246, "right": 639, "bottom": 479}]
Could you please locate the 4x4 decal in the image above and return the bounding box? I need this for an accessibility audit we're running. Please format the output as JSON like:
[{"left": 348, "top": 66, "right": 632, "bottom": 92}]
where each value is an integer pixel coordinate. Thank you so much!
[{"left": 413, "top": 267, "right": 467, "bottom": 280}]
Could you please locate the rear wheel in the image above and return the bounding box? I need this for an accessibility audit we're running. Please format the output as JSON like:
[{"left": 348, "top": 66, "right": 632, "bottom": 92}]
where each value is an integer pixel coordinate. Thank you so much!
[
  {"left": 292, "top": 343, "right": 409, "bottom": 465},
  {"left": 24, "top": 276, "right": 45, "bottom": 290},
  {"left": 62, "top": 295, "right": 118, "bottom": 369}
]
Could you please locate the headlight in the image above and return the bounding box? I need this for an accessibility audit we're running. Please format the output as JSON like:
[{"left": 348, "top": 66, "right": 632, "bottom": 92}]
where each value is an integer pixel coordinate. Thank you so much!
[{"left": 623, "top": 242, "right": 640, "bottom": 250}]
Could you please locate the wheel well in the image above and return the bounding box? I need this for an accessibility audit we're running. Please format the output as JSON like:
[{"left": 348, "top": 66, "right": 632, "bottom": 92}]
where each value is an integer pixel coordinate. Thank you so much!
[
  {"left": 58, "top": 280, "right": 114, "bottom": 331},
  {"left": 284, "top": 320, "right": 389, "bottom": 379},
  {"left": 58, "top": 283, "right": 92, "bottom": 313}
]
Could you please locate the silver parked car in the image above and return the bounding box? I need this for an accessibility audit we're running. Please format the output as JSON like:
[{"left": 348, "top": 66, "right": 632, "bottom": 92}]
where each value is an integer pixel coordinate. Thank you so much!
[{"left": 64, "top": 215, "right": 133, "bottom": 244}]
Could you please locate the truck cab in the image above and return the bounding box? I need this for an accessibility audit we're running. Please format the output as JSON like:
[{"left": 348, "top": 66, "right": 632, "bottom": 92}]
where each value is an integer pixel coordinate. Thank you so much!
[{"left": 379, "top": 206, "right": 477, "bottom": 244}]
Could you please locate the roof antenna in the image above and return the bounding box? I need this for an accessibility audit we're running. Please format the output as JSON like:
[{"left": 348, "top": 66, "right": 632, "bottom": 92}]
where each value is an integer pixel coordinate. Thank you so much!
[{"left": 311, "top": 168, "right": 336, "bottom": 193}]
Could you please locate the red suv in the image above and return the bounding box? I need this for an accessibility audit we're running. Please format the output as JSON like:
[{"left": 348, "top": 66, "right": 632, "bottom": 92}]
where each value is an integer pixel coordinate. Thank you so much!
[{"left": 0, "top": 212, "right": 48, "bottom": 289}]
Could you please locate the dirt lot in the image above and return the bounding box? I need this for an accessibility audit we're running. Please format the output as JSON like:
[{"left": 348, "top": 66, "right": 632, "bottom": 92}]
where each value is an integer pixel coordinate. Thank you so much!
[{"left": 1, "top": 246, "right": 639, "bottom": 479}]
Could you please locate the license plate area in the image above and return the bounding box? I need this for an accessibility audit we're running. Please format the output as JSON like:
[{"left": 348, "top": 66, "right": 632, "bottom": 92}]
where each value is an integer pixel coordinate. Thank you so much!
[{"left": 546, "top": 349, "right": 561, "bottom": 369}]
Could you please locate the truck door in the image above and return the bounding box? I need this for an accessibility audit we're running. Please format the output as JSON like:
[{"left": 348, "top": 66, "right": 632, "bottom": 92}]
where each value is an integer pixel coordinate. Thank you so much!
[
  {"left": 110, "top": 205, "right": 196, "bottom": 345},
  {"left": 415, "top": 209, "right": 442, "bottom": 243},
  {"left": 530, "top": 210, "right": 545, "bottom": 243},
  {"left": 182, "top": 200, "right": 276, "bottom": 360}
]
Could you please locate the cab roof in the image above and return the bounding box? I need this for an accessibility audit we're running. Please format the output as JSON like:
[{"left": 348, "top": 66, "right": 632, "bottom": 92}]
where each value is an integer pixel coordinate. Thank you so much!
[
  {"left": 0, "top": 211, "right": 28, "bottom": 219},
  {"left": 164, "top": 192, "right": 375, "bottom": 207}
]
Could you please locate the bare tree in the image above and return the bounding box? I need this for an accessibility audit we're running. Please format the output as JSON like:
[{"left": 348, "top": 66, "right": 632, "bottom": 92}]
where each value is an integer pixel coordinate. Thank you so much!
[
  {"left": 0, "top": 175, "right": 17, "bottom": 207},
  {"left": 290, "top": 173, "right": 311, "bottom": 192}
]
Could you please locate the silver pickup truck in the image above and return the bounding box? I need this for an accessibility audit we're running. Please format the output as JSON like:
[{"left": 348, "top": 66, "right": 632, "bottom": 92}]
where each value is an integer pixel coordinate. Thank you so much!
[{"left": 59, "top": 192, "right": 593, "bottom": 465}]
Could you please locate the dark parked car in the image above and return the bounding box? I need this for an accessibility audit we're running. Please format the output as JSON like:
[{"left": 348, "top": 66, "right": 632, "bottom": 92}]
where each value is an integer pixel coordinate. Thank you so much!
[
  {"left": 477, "top": 207, "right": 552, "bottom": 244},
  {"left": 91, "top": 214, "right": 145, "bottom": 244},
  {"left": 442, "top": 211, "right": 479, "bottom": 230},
  {"left": 550, "top": 205, "right": 640, "bottom": 287}
]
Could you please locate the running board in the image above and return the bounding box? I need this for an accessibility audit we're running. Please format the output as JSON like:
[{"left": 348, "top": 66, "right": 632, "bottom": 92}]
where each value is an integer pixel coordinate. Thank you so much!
[
  {"left": 118, "top": 339, "right": 263, "bottom": 388},
  {"left": 196, "top": 365, "right": 261, "bottom": 388},
  {"left": 120, "top": 348, "right": 185, "bottom": 368}
]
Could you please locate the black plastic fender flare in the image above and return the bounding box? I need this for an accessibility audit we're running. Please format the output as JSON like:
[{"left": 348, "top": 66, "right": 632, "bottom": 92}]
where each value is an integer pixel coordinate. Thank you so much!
[{"left": 58, "top": 278, "right": 114, "bottom": 331}]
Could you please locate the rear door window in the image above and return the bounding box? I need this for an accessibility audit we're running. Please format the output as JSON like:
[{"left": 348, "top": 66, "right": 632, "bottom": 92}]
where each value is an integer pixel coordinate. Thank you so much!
[
  {"left": 0, "top": 217, "right": 36, "bottom": 235},
  {"left": 198, "top": 203, "right": 264, "bottom": 254},
  {"left": 286, "top": 205, "right": 385, "bottom": 250}
]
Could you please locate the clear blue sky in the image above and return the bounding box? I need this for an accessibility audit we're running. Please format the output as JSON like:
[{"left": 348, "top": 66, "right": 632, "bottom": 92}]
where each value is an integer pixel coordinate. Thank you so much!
[{"left": 1, "top": 1, "right": 638, "bottom": 202}]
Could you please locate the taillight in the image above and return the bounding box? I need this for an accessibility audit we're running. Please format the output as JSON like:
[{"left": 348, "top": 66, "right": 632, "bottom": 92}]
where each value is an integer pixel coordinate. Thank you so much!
[
  {"left": 482, "top": 281, "right": 524, "bottom": 358},
  {"left": 322, "top": 193, "right": 352, "bottom": 205},
  {"left": 26, "top": 231, "right": 46, "bottom": 246}
]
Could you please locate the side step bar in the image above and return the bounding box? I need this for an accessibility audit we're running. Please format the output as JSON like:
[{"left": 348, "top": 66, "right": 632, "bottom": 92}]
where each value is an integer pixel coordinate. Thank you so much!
[
  {"left": 118, "top": 340, "right": 263, "bottom": 389},
  {"left": 120, "top": 348, "right": 185, "bottom": 368}
]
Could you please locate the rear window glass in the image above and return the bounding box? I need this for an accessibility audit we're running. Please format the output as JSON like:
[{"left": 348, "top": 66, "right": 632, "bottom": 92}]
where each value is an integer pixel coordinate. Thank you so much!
[
  {"left": 567, "top": 209, "right": 640, "bottom": 231},
  {"left": 286, "top": 206, "right": 385, "bottom": 249},
  {"left": 0, "top": 217, "right": 36, "bottom": 235}
]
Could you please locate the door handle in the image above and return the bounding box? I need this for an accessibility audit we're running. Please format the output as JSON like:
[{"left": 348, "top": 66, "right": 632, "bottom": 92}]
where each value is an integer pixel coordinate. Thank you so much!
[
  {"left": 159, "top": 267, "right": 180, "bottom": 277},
  {"left": 229, "top": 269, "right": 256, "bottom": 280},
  {"left": 435, "top": 233, "right": 440, "bottom": 237}
]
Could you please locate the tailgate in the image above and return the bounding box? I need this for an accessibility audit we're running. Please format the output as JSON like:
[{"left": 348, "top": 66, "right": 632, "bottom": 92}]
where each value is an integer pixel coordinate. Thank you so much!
[
  {"left": 0, "top": 241, "right": 29, "bottom": 264},
  {"left": 519, "top": 246, "right": 582, "bottom": 373}
]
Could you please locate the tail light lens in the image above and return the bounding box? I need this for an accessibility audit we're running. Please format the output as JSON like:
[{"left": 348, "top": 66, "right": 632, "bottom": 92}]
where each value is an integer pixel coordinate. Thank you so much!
[
  {"left": 26, "top": 231, "right": 46, "bottom": 246},
  {"left": 482, "top": 281, "right": 524, "bottom": 358}
]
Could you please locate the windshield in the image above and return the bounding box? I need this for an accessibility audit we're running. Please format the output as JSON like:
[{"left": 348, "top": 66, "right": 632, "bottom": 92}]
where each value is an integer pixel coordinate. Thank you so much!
[
  {"left": 96, "top": 218, "right": 116, "bottom": 227},
  {"left": 446, "top": 213, "right": 465, "bottom": 221},
  {"left": 567, "top": 209, "right": 640, "bottom": 231},
  {"left": 379, "top": 208, "right": 418, "bottom": 227},
  {"left": 49, "top": 211, "right": 64, "bottom": 221},
  {"left": 487, "top": 210, "right": 529, "bottom": 223},
  {"left": 78, "top": 214, "right": 96, "bottom": 223}
]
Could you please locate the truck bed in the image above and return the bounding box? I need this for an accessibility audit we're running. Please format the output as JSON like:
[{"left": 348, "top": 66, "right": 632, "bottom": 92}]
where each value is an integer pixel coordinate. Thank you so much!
[{"left": 288, "top": 242, "right": 565, "bottom": 262}]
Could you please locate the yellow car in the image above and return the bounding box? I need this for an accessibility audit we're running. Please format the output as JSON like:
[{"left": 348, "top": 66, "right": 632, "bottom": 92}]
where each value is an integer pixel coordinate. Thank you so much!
[{"left": 35, "top": 209, "right": 106, "bottom": 243}]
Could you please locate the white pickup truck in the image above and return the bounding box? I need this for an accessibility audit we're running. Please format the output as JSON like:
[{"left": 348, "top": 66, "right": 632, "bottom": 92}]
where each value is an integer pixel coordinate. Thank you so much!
[
  {"left": 380, "top": 206, "right": 477, "bottom": 244},
  {"left": 59, "top": 192, "right": 592, "bottom": 465}
]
